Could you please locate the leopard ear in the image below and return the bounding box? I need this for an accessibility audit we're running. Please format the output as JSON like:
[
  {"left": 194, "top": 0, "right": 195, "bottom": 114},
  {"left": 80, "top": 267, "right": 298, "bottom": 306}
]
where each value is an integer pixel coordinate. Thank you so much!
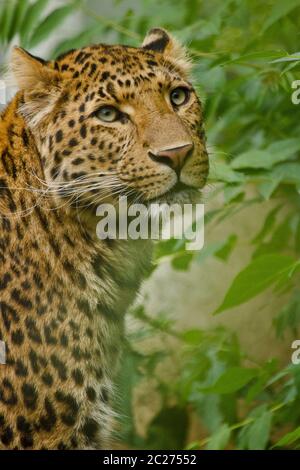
[
  {"left": 142, "top": 28, "right": 192, "bottom": 75},
  {"left": 10, "top": 47, "right": 62, "bottom": 128},
  {"left": 11, "top": 47, "right": 60, "bottom": 90},
  {"left": 142, "top": 28, "right": 171, "bottom": 53}
]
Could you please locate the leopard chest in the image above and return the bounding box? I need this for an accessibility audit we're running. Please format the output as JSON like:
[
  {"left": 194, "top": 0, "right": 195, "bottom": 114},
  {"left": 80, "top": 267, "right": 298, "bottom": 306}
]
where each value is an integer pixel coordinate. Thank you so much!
[
  {"left": 53, "top": 238, "right": 153, "bottom": 447},
  {"left": 1, "top": 204, "right": 152, "bottom": 448}
]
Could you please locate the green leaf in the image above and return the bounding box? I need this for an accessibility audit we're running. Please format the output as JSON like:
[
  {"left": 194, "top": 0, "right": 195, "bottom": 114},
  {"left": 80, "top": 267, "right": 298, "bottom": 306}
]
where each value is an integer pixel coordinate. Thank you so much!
[
  {"left": 215, "top": 234, "right": 237, "bottom": 261},
  {"left": 214, "top": 254, "right": 297, "bottom": 314},
  {"left": 196, "top": 239, "right": 229, "bottom": 264},
  {"left": 52, "top": 24, "right": 105, "bottom": 58},
  {"left": 20, "top": 0, "right": 49, "bottom": 47},
  {"left": 252, "top": 215, "right": 292, "bottom": 258},
  {"left": 238, "top": 405, "right": 272, "bottom": 450},
  {"left": 271, "top": 52, "right": 300, "bottom": 64},
  {"left": 154, "top": 238, "right": 184, "bottom": 261},
  {"left": 267, "top": 138, "right": 300, "bottom": 159},
  {"left": 202, "top": 367, "right": 258, "bottom": 394},
  {"left": 181, "top": 329, "right": 203, "bottom": 345},
  {"left": 273, "top": 293, "right": 300, "bottom": 338},
  {"left": 28, "top": 3, "right": 76, "bottom": 48},
  {"left": 257, "top": 163, "right": 300, "bottom": 198},
  {"left": 232, "top": 150, "right": 274, "bottom": 170},
  {"left": 223, "top": 184, "right": 244, "bottom": 204},
  {"left": 232, "top": 139, "right": 300, "bottom": 170},
  {"left": 171, "top": 252, "right": 193, "bottom": 271},
  {"left": 1, "top": 0, "right": 17, "bottom": 43},
  {"left": 273, "top": 426, "right": 300, "bottom": 448},
  {"left": 261, "top": 0, "right": 300, "bottom": 33},
  {"left": 245, "top": 376, "right": 267, "bottom": 403},
  {"left": 0, "top": 2, "right": 7, "bottom": 43},
  {"left": 247, "top": 410, "right": 272, "bottom": 450},
  {"left": 193, "top": 394, "right": 223, "bottom": 434},
  {"left": 221, "top": 50, "right": 286, "bottom": 66},
  {"left": 206, "top": 424, "right": 231, "bottom": 450},
  {"left": 209, "top": 162, "right": 244, "bottom": 183},
  {"left": 8, "top": 0, "right": 29, "bottom": 41},
  {"left": 251, "top": 205, "right": 282, "bottom": 244},
  {"left": 257, "top": 179, "right": 280, "bottom": 200},
  {"left": 295, "top": 217, "right": 300, "bottom": 253},
  {"left": 271, "top": 162, "right": 300, "bottom": 185}
]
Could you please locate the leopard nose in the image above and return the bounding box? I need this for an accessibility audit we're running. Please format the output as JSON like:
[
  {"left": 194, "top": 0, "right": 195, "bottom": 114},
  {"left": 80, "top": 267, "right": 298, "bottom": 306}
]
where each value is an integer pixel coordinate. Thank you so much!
[{"left": 149, "top": 143, "right": 194, "bottom": 173}]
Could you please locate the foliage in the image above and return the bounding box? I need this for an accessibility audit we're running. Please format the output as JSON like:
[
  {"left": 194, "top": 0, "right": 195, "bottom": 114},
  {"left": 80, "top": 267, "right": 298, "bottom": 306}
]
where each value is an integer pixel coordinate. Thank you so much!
[
  {"left": 115, "top": 306, "right": 300, "bottom": 450},
  {"left": 101, "top": 0, "right": 300, "bottom": 449},
  {"left": 0, "top": 0, "right": 83, "bottom": 50},
  {"left": 2, "top": 0, "right": 300, "bottom": 450}
]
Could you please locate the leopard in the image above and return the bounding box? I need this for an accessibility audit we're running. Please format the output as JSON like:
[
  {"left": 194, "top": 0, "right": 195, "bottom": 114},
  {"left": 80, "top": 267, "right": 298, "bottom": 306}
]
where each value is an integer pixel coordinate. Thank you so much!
[{"left": 0, "top": 28, "right": 209, "bottom": 449}]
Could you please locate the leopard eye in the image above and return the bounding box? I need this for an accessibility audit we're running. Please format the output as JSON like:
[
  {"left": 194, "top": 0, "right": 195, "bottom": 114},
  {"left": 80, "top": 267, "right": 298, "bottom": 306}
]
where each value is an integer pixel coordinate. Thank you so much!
[
  {"left": 96, "top": 106, "right": 119, "bottom": 122},
  {"left": 170, "top": 87, "right": 190, "bottom": 107}
]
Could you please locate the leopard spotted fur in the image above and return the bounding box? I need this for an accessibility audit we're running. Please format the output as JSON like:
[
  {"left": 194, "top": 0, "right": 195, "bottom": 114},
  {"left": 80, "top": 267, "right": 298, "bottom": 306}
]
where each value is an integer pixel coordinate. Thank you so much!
[{"left": 0, "top": 28, "right": 208, "bottom": 449}]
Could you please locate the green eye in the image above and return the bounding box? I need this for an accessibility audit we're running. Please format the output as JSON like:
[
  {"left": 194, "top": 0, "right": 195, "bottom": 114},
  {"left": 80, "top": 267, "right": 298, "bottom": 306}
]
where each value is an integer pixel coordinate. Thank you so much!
[
  {"left": 96, "top": 106, "right": 119, "bottom": 122},
  {"left": 170, "top": 87, "right": 190, "bottom": 106}
]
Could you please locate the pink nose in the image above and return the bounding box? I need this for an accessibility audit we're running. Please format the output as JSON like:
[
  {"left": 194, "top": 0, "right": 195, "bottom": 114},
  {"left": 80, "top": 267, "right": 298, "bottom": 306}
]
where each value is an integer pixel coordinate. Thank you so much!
[{"left": 149, "top": 143, "right": 194, "bottom": 173}]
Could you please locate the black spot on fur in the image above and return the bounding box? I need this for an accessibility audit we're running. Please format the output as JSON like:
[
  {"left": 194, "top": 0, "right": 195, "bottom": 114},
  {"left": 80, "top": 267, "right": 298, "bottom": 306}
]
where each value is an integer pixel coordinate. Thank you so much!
[
  {"left": 25, "top": 318, "right": 42, "bottom": 343},
  {"left": 1, "top": 425, "right": 14, "bottom": 445},
  {"left": 15, "top": 360, "right": 28, "bottom": 377},
  {"left": 72, "top": 157, "right": 84, "bottom": 165},
  {"left": 81, "top": 417, "right": 99, "bottom": 443},
  {"left": 86, "top": 387, "right": 96, "bottom": 402},
  {"left": 0, "top": 379, "right": 18, "bottom": 405},
  {"left": 0, "top": 301, "right": 19, "bottom": 332},
  {"left": 21, "top": 383, "right": 38, "bottom": 410},
  {"left": 72, "top": 369, "right": 84, "bottom": 386},
  {"left": 1, "top": 148, "right": 17, "bottom": 179},
  {"left": 76, "top": 299, "right": 92, "bottom": 319},
  {"left": 50, "top": 354, "right": 67, "bottom": 381},
  {"left": 59, "top": 332, "right": 69, "bottom": 348},
  {"left": 39, "top": 398, "right": 57, "bottom": 431},
  {"left": 11, "top": 328, "right": 24, "bottom": 345},
  {"left": 69, "top": 138, "right": 78, "bottom": 147},
  {"left": 0, "top": 272, "right": 12, "bottom": 290},
  {"left": 10, "top": 289, "right": 31, "bottom": 313},
  {"left": 80, "top": 124, "right": 87, "bottom": 138},
  {"left": 20, "top": 434, "right": 34, "bottom": 448},
  {"left": 41, "top": 372, "right": 53, "bottom": 387},
  {"left": 55, "top": 130, "right": 63, "bottom": 143},
  {"left": 55, "top": 390, "right": 79, "bottom": 426},
  {"left": 17, "top": 415, "right": 31, "bottom": 433},
  {"left": 101, "top": 71, "right": 110, "bottom": 80},
  {"left": 28, "top": 349, "right": 40, "bottom": 374}
]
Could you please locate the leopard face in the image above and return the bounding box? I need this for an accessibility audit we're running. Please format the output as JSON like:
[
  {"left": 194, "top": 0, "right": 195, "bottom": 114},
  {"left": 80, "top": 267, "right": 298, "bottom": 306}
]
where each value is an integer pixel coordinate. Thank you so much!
[{"left": 12, "top": 28, "right": 208, "bottom": 209}]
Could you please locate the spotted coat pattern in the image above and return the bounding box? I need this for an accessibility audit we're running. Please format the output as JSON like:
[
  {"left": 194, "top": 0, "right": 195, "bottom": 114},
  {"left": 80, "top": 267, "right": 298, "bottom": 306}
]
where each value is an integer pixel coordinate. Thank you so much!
[{"left": 0, "top": 28, "right": 208, "bottom": 449}]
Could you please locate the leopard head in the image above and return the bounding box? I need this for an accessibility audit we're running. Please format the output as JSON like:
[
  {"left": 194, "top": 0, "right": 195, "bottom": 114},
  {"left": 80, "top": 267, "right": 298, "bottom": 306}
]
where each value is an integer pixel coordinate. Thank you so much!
[{"left": 11, "top": 28, "right": 209, "bottom": 209}]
